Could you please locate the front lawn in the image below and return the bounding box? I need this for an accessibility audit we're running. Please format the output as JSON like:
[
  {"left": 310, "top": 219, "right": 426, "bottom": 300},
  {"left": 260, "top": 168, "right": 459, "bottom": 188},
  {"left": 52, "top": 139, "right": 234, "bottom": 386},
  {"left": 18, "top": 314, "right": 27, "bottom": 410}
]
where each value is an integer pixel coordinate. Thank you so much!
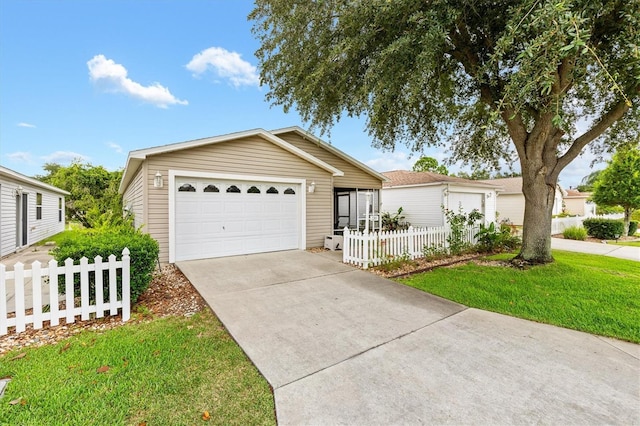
[
  {"left": 399, "top": 250, "right": 640, "bottom": 343},
  {"left": 0, "top": 310, "right": 275, "bottom": 425}
]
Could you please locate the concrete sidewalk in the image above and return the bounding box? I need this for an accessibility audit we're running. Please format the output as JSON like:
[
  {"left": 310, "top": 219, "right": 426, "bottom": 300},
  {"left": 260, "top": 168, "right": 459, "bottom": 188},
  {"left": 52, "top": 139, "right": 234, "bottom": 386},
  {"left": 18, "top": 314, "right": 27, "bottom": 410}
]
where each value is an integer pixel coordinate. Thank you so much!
[
  {"left": 552, "top": 237, "right": 640, "bottom": 261},
  {"left": 178, "top": 250, "right": 640, "bottom": 425},
  {"left": 1, "top": 245, "right": 55, "bottom": 312}
]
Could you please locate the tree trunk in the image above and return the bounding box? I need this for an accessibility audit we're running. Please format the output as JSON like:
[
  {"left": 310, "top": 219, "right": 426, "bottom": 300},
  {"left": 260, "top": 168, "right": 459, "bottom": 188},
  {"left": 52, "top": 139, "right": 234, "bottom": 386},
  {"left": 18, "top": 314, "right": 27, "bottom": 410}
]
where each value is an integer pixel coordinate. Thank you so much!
[
  {"left": 623, "top": 207, "right": 631, "bottom": 237},
  {"left": 514, "top": 168, "right": 557, "bottom": 264}
]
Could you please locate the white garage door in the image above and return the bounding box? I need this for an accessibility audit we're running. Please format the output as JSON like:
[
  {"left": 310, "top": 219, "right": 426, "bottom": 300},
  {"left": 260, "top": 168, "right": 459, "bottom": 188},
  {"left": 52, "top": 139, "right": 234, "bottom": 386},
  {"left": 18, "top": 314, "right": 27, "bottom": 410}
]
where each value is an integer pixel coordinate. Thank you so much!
[
  {"left": 448, "top": 192, "right": 484, "bottom": 216},
  {"left": 174, "top": 178, "right": 301, "bottom": 261}
]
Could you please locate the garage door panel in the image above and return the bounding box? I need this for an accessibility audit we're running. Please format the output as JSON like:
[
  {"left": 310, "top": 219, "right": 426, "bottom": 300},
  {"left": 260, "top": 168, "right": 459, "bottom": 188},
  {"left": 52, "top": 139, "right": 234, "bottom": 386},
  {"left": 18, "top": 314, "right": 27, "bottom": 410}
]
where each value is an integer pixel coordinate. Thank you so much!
[{"left": 175, "top": 178, "right": 301, "bottom": 261}]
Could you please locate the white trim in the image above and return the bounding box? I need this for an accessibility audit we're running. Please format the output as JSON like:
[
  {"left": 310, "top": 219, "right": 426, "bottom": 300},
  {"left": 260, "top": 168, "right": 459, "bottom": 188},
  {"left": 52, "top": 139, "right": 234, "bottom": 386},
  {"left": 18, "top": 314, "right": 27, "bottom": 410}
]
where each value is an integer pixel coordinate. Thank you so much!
[
  {"left": 168, "top": 170, "right": 306, "bottom": 263},
  {"left": 0, "top": 166, "right": 69, "bottom": 195}
]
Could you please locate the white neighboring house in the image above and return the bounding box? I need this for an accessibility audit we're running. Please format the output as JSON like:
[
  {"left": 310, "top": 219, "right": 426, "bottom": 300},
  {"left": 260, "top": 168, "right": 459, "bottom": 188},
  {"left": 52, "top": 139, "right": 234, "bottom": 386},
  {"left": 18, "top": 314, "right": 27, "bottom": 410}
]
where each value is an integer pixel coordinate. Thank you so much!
[
  {"left": 477, "top": 177, "right": 565, "bottom": 225},
  {"left": 0, "top": 166, "right": 69, "bottom": 258},
  {"left": 381, "top": 170, "right": 501, "bottom": 227}
]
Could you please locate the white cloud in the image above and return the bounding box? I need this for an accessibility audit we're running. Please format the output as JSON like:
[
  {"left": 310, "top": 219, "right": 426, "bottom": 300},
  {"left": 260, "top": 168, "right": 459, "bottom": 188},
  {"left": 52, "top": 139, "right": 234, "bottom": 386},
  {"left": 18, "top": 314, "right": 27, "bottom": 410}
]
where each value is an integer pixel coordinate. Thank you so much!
[
  {"left": 41, "top": 151, "right": 89, "bottom": 164},
  {"left": 6, "top": 151, "right": 33, "bottom": 163},
  {"left": 365, "top": 151, "right": 414, "bottom": 172},
  {"left": 186, "top": 47, "right": 260, "bottom": 87},
  {"left": 559, "top": 150, "right": 609, "bottom": 189},
  {"left": 107, "top": 141, "right": 123, "bottom": 154},
  {"left": 87, "top": 54, "right": 188, "bottom": 108},
  {"left": 17, "top": 122, "right": 36, "bottom": 128}
]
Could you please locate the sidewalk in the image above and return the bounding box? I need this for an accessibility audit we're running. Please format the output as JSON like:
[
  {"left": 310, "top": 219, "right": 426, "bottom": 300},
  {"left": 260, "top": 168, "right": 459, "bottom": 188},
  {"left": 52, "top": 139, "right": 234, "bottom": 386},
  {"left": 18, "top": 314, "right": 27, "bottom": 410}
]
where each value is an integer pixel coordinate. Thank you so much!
[
  {"left": 1, "top": 245, "right": 55, "bottom": 312},
  {"left": 551, "top": 237, "right": 640, "bottom": 262}
]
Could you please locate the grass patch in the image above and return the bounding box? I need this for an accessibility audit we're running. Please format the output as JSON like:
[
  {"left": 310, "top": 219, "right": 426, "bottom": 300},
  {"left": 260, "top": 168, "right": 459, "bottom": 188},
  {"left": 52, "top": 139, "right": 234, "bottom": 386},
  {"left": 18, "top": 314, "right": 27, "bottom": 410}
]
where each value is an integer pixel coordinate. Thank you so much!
[
  {"left": 609, "top": 240, "right": 640, "bottom": 247},
  {"left": 399, "top": 250, "right": 640, "bottom": 343},
  {"left": 0, "top": 311, "right": 275, "bottom": 425}
]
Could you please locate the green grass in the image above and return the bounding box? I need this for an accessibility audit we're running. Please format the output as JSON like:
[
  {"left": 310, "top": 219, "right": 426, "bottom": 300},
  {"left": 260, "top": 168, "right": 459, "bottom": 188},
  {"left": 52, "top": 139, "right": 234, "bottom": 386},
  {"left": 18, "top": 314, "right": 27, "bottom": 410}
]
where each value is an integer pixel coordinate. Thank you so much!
[
  {"left": 0, "top": 311, "right": 275, "bottom": 425},
  {"left": 399, "top": 250, "right": 640, "bottom": 343},
  {"left": 610, "top": 240, "right": 640, "bottom": 247}
]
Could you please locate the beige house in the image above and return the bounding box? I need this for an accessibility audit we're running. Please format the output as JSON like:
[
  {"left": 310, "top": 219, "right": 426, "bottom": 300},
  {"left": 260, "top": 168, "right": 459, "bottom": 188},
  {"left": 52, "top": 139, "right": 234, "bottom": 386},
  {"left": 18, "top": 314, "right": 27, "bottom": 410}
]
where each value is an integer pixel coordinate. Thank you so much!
[
  {"left": 119, "top": 127, "right": 386, "bottom": 263},
  {"left": 563, "top": 189, "right": 596, "bottom": 216},
  {"left": 381, "top": 171, "right": 501, "bottom": 227},
  {"left": 478, "top": 177, "right": 565, "bottom": 225}
]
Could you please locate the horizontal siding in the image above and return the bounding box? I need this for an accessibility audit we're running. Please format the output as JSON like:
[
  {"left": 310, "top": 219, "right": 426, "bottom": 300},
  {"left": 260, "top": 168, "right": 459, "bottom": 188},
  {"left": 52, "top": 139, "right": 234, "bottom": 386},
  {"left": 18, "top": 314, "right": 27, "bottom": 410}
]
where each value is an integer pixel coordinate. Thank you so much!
[
  {"left": 381, "top": 185, "right": 445, "bottom": 227},
  {"left": 145, "top": 136, "right": 332, "bottom": 263},
  {"left": 278, "top": 132, "right": 382, "bottom": 189},
  {"left": 496, "top": 194, "right": 525, "bottom": 225},
  {"left": 0, "top": 177, "right": 65, "bottom": 258},
  {"left": 122, "top": 166, "right": 145, "bottom": 230}
]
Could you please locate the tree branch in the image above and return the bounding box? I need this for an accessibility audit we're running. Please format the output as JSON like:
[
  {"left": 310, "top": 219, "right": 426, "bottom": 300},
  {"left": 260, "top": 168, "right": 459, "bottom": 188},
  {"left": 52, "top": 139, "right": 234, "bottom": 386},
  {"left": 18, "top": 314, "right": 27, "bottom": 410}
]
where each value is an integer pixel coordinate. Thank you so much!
[{"left": 555, "top": 98, "right": 632, "bottom": 173}]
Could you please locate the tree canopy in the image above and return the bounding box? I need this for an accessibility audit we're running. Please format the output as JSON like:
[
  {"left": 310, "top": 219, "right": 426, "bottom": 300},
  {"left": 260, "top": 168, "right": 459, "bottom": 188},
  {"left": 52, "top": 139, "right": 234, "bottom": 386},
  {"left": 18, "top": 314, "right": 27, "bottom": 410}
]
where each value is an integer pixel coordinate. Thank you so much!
[
  {"left": 412, "top": 156, "right": 449, "bottom": 174},
  {"left": 592, "top": 147, "right": 640, "bottom": 235},
  {"left": 251, "top": 0, "right": 639, "bottom": 263},
  {"left": 37, "top": 161, "right": 124, "bottom": 228}
]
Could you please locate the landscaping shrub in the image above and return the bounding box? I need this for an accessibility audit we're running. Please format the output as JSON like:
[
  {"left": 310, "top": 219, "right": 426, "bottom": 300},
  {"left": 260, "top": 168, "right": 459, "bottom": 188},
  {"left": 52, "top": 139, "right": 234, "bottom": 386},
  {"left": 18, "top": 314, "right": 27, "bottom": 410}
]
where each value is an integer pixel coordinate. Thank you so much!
[
  {"left": 562, "top": 226, "right": 587, "bottom": 241},
  {"left": 628, "top": 221, "right": 638, "bottom": 236},
  {"left": 582, "top": 218, "right": 625, "bottom": 240},
  {"left": 51, "top": 228, "right": 159, "bottom": 304},
  {"left": 475, "top": 222, "right": 522, "bottom": 253}
]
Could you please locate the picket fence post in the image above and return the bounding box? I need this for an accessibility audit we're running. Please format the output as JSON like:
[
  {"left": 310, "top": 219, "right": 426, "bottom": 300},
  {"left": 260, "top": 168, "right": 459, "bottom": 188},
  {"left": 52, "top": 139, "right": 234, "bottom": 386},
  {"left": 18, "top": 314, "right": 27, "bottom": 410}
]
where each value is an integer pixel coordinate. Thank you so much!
[{"left": 122, "top": 248, "right": 131, "bottom": 322}]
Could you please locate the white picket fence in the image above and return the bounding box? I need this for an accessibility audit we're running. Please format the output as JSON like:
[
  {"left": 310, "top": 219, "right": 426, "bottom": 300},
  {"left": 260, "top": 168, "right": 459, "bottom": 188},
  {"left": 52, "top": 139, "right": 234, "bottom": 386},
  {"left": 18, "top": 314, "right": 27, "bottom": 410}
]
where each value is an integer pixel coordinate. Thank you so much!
[
  {"left": 0, "top": 248, "right": 130, "bottom": 336},
  {"left": 551, "top": 213, "right": 625, "bottom": 234},
  {"left": 343, "top": 226, "right": 479, "bottom": 269}
]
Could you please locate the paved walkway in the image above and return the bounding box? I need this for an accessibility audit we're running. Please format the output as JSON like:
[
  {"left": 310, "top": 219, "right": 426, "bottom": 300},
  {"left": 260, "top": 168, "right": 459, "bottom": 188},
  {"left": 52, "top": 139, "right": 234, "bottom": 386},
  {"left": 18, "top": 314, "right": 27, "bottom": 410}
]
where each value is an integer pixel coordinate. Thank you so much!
[
  {"left": 1, "top": 245, "right": 55, "bottom": 312},
  {"left": 551, "top": 237, "right": 640, "bottom": 261},
  {"left": 177, "top": 250, "right": 639, "bottom": 425}
]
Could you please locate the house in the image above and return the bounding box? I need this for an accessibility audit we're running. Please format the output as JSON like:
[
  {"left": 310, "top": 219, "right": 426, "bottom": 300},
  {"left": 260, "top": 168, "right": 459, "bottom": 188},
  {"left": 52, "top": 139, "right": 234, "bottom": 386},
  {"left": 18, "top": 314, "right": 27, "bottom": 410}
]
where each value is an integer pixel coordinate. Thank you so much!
[
  {"left": 118, "top": 127, "right": 386, "bottom": 263},
  {"left": 381, "top": 170, "right": 500, "bottom": 227},
  {"left": 477, "top": 177, "right": 565, "bottom": 225},
  {"left": 0, "top": 166, "right": 68, "bottom": 258},
  {"left": 563, "top": 188, "right": 596, "bottom": 216}
]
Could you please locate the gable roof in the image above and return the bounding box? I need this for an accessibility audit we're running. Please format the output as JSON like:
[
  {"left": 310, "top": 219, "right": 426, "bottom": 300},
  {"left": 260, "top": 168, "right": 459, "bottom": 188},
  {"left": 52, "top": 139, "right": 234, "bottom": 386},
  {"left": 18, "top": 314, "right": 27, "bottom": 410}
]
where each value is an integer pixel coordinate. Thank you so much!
[
  {"left": 382, "top": 170, "right": 501, "bottom": 190},
  {"left": 119, "top": 128, "right": 345, "bottom": 193},
  {"left": 478, "top": 177, "right": 567, "bottom": 196},
  {"left": 0, "top": 166, "right": 70, "bottom": 195},
  {"left": 271, "top": 126, "right": 388, "bottom": 182},
  {"left": 565, "top": 189, "right": 591, "bottom": 198}
]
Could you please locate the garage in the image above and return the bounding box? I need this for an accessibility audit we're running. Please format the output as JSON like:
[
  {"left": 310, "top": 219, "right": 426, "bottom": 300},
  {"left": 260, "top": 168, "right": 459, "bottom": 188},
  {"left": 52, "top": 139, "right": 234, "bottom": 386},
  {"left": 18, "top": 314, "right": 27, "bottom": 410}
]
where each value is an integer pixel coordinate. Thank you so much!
[
  {"left": 174, "top": 177, "right": 302, "bottom": 261},
  {"left": 448, "top": 192, "right": 484, "bottom": 216}
]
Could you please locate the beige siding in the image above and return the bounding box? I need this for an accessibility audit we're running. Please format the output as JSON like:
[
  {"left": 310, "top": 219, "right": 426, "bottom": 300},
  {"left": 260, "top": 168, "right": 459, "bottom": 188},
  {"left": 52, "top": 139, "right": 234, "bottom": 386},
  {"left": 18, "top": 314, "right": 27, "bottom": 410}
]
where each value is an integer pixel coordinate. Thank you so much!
[
  {"left": 122, "top": 165, "right": 145, "bottom": 230},
  {"left": 496, "top": 194, "right": 525, "bottom": 225},
  {"left": 144, "top": 136, "right": 332, "bottom": 262},
  {"left": 278, "top": 132, "right": 382, "bottom": 189},
  {"left": 564, "top": 198, "right": 587, "bottom": 216}
]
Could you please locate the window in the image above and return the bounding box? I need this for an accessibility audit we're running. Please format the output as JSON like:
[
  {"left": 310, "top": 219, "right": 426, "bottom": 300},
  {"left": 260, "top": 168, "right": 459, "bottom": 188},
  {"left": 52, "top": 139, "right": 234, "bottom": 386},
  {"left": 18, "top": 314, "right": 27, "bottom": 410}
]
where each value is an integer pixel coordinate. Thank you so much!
[
  {"left": 247, "top": 186, "right": 261, "bottom": 194},
  {"left": 203, "top": 184, "right": 219, "bottom": 193},
  {"left": 36, "top": 193, "right": 42, "bottom": 220},
  {"left": 58, "top": 197, "right": 63, "bottom": 222},
  {"left": 266, "top": 186, "right": 279, "bottom": 194},
  {"left": 178, "top": 183, "right": 196, "bottom": 192},
  {"left": 284, "top": 188, "right": 296, "bottom": 195},
  {"left": 226, "top": 185, "right": 241, "bottom": 193}
]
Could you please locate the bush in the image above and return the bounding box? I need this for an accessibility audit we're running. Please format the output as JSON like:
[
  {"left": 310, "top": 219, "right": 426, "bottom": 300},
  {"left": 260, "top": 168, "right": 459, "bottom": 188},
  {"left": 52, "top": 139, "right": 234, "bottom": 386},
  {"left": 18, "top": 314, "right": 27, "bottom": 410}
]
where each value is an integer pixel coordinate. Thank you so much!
[
  {"left": 51, "top": 228, "right": 159, "bottom": 304},
  {"left": 563, "top": 226, "right": 587, "bottom": 241},
  {"left": 631, "top": 210, "right": 640, "bottom": 222},
  {"left": 582, "top": 218, "right": 625, "bottom": 240},
  {"left": 628, "top": 221, "right": 638, "bottom": 236},
  {"left": 475, "top": 222, "right": 522, "bottom": 253}
]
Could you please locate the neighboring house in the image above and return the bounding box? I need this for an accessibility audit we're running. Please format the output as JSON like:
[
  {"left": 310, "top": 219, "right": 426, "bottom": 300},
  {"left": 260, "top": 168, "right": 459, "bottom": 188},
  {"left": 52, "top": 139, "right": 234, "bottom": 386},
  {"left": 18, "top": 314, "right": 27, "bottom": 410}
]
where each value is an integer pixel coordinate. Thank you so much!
[
  {"left": 563, "top": 188, "right": 596, "bottom": 216},
  {"left": 119, "top": 126, "right": 386, "bottom": 263},
  {"left": 381, "top": 170, "right": 500, "bottom": 227},
  {"left": 477, "top": 177, "right": 565, "bottom": 225},
  {"left": 0, "top": 166, "right": 68, "bottom": 258}
]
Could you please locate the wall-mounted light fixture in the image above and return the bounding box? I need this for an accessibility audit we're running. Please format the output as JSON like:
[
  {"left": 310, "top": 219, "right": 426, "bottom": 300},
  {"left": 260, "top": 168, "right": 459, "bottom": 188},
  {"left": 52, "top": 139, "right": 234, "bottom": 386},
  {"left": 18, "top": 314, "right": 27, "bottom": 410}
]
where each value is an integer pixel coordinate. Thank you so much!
[
  {"left": 308, "top": 181, "right": 316, "bottom": 193},
  {"left": 14, "top": 186, "right": 23, "bottom": 196},
  {"left": 486, "top": 192, "right": 492, "bottom": 198},
  {"left": 154, "top": 171, "right": 163, "bottom": 188}
]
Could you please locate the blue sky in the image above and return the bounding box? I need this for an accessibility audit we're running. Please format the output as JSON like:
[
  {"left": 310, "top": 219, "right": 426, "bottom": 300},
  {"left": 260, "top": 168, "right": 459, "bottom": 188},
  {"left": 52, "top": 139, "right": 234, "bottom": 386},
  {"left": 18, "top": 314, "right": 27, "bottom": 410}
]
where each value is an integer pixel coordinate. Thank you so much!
[{"left": 0, "top": 0, "right": 604, "bottom": 188}]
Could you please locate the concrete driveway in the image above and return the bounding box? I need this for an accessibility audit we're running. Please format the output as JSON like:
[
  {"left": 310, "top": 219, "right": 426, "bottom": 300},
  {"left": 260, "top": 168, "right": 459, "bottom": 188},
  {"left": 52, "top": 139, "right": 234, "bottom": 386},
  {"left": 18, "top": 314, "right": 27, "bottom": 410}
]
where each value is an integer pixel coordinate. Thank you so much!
[{"left": 177, "top": 250, "right": 639, "bottom": 425}]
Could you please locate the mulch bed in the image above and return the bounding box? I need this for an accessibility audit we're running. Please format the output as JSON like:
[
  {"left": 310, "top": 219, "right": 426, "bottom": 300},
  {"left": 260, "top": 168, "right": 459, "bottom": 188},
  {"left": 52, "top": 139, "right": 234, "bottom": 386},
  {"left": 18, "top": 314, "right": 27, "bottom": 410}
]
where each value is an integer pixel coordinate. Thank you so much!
[{"left": 0, "top": 265, "right": 207, "bottom": 356}]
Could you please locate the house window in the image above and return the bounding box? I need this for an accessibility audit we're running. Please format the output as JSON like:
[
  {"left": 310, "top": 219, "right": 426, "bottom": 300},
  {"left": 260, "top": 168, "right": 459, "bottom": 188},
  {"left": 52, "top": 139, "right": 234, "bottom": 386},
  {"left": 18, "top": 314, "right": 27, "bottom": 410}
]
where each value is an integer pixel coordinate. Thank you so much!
[
  {"left": 284, "top": 188, "right": 296, "bottom": 195},
  {"left": 226, "top": 185, "right": 241, "bottom": 193},
  {"left": 36, "top": 193, "right": 42, "bottom": 220},
  {"left": 203, "top": 184, "right": 219, "bottom": 193},
  {"left": 266, "top": 186, "right": 279, "bottom": 194},
  {"left": 178, "top": 183, "right": 196, "bottom": 192},
  {"left": 247, "top": 186, "right": 261, "bottom": 194},
  {"left": 58, "top": 197, "right": 63, "bottom": 222}
]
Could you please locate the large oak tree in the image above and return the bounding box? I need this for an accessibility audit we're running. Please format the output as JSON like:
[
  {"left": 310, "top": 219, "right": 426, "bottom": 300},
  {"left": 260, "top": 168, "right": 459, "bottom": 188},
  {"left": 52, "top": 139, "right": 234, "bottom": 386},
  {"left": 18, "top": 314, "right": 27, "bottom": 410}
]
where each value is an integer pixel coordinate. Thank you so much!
[{"left": 251, "top": 0, "right": 639, "bottom": 263}]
